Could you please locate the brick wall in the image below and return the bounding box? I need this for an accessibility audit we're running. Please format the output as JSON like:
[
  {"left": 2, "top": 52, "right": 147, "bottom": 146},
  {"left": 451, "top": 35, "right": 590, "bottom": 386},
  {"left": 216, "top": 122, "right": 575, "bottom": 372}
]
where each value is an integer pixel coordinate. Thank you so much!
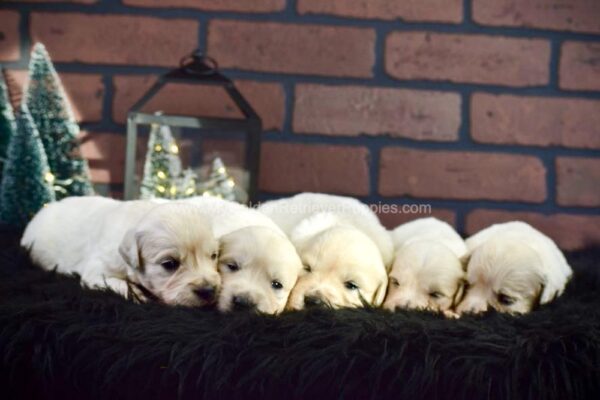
[{"left": 0, "top": 0, "right": 599, "bottom": 250}]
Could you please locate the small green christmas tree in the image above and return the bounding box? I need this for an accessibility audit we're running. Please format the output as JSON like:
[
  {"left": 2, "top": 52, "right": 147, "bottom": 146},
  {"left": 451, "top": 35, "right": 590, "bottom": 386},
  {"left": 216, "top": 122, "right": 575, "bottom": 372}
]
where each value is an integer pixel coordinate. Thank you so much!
[
  {"left": 198, "top": 157, "right": 236, "bottom": 201},
  {"left": 0, "top": 104, "right": 56, "bottom": 227},
  {"left": 25, "top": 43, "right": 94, "bottom": 199},
  {"left": 178, "top": 168, "right": 198, "bottom": 198},
  {"left": 0, "top": 68, "right": 16, "bottom": 182},
  {"left": 140, "top": 122, "right": 184, "bottom": 199}
]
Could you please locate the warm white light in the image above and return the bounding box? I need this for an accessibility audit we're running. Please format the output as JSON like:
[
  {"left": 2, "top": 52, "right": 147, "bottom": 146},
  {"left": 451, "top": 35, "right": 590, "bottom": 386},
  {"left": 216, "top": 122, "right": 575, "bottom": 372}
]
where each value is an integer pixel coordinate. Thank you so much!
[{"left": 44, "top": 172, "right": 55, "bottom": 183}]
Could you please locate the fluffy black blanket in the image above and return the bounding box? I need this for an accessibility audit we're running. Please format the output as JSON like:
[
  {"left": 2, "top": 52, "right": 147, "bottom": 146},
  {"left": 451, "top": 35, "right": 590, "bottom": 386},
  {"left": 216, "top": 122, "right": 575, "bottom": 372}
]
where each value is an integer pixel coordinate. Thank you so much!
[{"left": 1, "top": 231, "right": 599, "bottom": 400}]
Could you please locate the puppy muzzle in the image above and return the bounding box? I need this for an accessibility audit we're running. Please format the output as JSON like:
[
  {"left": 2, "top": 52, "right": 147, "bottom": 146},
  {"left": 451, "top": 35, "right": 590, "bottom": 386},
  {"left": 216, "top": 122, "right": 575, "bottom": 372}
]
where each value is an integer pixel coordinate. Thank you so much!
[
  {"left": 304, "top": 295, "right": 327, "bottom": 308},
  {"left": 231, "top": 295, "right": 256, "bottom": 312},
  {"left": 193, "top": 285, "right": 218, "bottom": 304}
]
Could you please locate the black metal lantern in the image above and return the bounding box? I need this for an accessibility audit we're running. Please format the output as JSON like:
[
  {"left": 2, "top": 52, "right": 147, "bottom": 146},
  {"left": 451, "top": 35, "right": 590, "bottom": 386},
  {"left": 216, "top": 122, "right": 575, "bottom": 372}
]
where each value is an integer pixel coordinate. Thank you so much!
[{"left": 124, "top": 50, "right": 261, "bottom": 204}]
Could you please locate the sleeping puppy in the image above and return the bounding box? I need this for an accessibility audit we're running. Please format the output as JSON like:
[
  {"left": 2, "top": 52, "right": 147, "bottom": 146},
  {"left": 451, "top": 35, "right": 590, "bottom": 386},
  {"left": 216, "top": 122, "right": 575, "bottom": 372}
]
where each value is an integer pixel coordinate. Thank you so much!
[
  {"left": 21, "top": 196, "right": 220, "bottom": 306},
  {"left": 183, "top": 197, "right": 303, "bottom": 314},
  {"left": 457, "top": 221, "right": 573, "bottom": 315},
  {"left": 259, "top": 193, "right": 393, "bottom": 310},
  {"left": 384, "top": 218, "right": 467, "bottom": 317}
]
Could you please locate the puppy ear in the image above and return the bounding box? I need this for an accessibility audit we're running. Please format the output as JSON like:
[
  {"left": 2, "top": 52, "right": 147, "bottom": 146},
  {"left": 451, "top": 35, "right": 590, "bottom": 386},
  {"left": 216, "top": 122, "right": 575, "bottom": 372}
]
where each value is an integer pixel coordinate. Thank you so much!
[
  {"left": 537, "top": 277, "right": 560, "bottom": 306},
  {"left": 459, "top": 253, "right": 471, "bottom": 272},
  {"left": 119, "top": 228, "right": 143, "bottom": 271},
  {"left": 451, "top": 279, "right": 468, "bottom": 309},
  {"left": 531, "top": 283, "right": 546, "bottom": 310},
  {"left": 371, "top": 279, "right": 388, "bottom": 307}
]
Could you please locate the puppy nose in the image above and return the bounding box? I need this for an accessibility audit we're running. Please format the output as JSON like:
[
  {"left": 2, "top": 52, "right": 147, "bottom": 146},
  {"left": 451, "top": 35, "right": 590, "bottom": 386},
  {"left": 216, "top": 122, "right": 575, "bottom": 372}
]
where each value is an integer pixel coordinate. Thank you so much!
[
  {"left": 304, "top": 295, "right": 325, "bottom": 308},
  {"left": 232, "top": 295, "right": 255, "bottom": 311},
  {"left": 194, "top": 286, "right": 216, "bottom": 302}
]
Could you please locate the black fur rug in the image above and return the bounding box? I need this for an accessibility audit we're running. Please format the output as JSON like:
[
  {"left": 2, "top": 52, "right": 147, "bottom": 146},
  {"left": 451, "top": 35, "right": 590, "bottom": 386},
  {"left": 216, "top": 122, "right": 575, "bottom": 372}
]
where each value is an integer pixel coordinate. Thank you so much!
[{"left": 1, "top": 232, "right": 599, "bottom": 400}]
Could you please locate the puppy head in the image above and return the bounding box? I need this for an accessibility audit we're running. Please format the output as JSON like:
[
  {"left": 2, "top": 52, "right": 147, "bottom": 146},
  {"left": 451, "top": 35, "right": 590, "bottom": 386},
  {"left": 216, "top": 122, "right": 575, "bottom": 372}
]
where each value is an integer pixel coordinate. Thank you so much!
[
  {"left": 217, "top": 226, "right": 302, "bottom": 314},
  {"left": 119, "top": 203, "right": 220, "bottom": 307},
  {"left": 287, "top": 226, "right": 388, "bottom": 310},
  {"left": 383, "top": 241, "right": 465, "bottom": 313},
  {"left": 456, "top": 238, "right": 545, "bottom": 315}
]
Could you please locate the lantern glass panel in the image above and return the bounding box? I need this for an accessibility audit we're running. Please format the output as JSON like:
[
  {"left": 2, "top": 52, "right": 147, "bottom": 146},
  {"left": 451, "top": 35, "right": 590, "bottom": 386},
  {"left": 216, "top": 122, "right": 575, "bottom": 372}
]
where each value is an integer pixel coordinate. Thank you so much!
[{"left": 130, "top": 123, "right": 251, "bottom": 203}]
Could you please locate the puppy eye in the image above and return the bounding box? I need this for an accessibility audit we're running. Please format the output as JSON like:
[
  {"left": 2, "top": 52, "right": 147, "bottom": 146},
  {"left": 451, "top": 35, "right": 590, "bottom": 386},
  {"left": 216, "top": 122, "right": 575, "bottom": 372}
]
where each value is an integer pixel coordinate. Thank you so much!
[
  {"left": 344, "top": 281, "right": 359, "bottom": 290},
  {"left": 271, "top": 280, "right": 283, "bottom": 290},
  {"left": 227, "top": 263, "right": 240, "bottom": 272},
  {"left": 303, "top": 264, "right": 312, "bottom": 273},
  {"left": 211, "top": 252, "right": 218, "bottom": 261},
  {"left": 390, "top": 277, "right": 400, "bottom": 287},
  {"left": 161, "top": 258, "right": 180, "bottom": 272},
  {"left": 429, "top": 291, "right": 444, "bottom": 299},
  {"left": 497, "top": 293, "right": 515, "bottom": 306}
]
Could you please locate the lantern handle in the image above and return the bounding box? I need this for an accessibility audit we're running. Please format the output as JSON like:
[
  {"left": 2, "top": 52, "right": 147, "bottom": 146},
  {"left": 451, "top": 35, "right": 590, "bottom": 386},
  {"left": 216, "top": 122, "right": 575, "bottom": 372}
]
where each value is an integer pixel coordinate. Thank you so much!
[{"left": 179, "top": 50, "right": 219, "bottom": 76}]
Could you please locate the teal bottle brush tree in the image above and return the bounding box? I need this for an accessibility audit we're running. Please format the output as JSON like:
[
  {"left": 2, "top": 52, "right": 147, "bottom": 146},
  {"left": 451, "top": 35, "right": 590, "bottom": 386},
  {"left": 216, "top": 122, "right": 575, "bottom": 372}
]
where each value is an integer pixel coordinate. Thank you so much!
[
  {"left": 25, "top": 43, "right": 94, "bottom": 199},
  {"left": 0, "top": 104, "right": 56, "bottom": 227},
  {"left": 0, "top": 68, "right": 16, "bottom": 183}
]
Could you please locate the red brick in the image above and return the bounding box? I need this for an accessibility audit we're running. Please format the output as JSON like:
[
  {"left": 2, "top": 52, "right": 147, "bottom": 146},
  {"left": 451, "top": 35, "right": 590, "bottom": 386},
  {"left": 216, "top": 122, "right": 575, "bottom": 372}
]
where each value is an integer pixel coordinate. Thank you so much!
[
  {"left": 293, "top": 84, "right": 460, "bottom": 141},
  {"left": 234, "top": 80, "right": 285, "bottom": 131},
  {"left": 201, "top": 139, "right": 246, "bottom": 169},
  {"left": 559, "top": 41, "right": 600, "bottom": 91},
  {"left": 298, "top": 0, "right": 463, "bottom": 23},
  {"left": 471, "top": 93, "right": 600, "bottom": 149},
  {"left": 259, "top": 142, "right": 370, "bottom": 195},
  {"left": 465, "top": 209, "right": 600, "bottom": 251},
  {"left": 385, "top": 32, "right": 550, "bottom": 87},
  {"left": 2, "top": 69, "right": 23, "bottom": 110},
  {"left": 123, "top": 0, "right": 284, "bottom": 12},
  {"left": 80, "top": 132, "right": 126, "bottom": 184},
  {"left": 113, "top": 75, "right": 284, "bottom": 130},
  {"left": 208, "top": 20, "right": 375, "bottom": 78},
  {"left": 30, "top": 13, "right": 198, "bottom": 67},
  {"left": 8, "top": 69, "right": 104, "bottom": 123},
  {"left": 379, "top": 148, "right": 546, "bottom": 202},
  {"left": 473, "top": 0, "right": 600, "bottom": 34},
  {"left": 556, "top": 157, "right": 600, "bottom": 207},
  {"left": 0, "top": 11, "right": 20, "bottom": 62},
  {"left": 113, "top": 76, "right": 153, "bottom": 124},
  {"left": 376, "top": 207, "right": 457, "bottom": 230}
]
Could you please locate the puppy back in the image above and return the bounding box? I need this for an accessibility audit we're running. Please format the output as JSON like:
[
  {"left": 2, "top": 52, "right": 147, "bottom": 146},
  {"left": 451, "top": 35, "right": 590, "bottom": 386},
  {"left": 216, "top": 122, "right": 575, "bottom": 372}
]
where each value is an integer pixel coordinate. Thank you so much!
[
  {"left": 391, "top": 217, "right": 467, "bottom": 258},
  {"left": 260, "top": 193, "right": 394, "bottom": 268}
]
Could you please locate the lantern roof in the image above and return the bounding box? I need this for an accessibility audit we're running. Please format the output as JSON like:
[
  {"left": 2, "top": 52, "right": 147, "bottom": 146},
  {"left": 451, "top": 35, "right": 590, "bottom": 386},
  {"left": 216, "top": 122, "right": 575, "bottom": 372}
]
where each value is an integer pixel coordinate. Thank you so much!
[{"left": 128, "top": 50, "right": 260, "bottom": 127}]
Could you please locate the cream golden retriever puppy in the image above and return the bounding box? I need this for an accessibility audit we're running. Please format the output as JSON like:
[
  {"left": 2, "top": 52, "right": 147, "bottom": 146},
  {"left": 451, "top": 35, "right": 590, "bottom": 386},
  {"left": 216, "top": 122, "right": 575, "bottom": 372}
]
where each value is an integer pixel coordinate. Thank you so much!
[
  {"left": 259, "top": 193, "right": 393, "bottom": 310},
  {"left": 457, "top": 221, "right": 572, "bottom": 315},
  {"left": 183, "top": 197, "right": 303, "bottom": 314},
  {"left": 21, "top": 196, "right": 220, "bottom": 306},
  {"left": 384, "top": 218, "right": 467, "bottom": 316}
]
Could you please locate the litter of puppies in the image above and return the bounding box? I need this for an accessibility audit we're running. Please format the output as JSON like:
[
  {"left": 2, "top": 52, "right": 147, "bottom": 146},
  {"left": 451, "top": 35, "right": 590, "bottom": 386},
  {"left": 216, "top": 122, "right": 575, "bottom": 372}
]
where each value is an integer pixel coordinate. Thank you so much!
[{"left": 21, "top": 193, "right": 572, "bottom": 317}]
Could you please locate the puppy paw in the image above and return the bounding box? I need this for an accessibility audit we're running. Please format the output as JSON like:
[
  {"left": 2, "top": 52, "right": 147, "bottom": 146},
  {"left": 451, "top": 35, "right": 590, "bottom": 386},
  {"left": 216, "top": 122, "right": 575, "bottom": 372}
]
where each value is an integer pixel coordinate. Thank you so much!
[
  {"left": 443, "top": 310, "right": 460, "bottom": 319},
  {"left": 103, "top": 278, "right": 129, "bottom": 297}
]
